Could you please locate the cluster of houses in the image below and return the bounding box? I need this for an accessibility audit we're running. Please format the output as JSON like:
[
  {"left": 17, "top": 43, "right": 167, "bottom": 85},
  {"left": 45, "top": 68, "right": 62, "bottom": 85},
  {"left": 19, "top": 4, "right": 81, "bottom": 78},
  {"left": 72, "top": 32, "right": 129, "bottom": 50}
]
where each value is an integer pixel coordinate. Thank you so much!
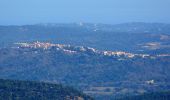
[
  {"left": 16, "top": 41, "right": 57, "bottom": 49},
  {"left": 15, "top": 41, "right": 78, "bottom": 54},
  {"left": 102, "top": 51, "right": 136, "bottom": 58},
  {"left": 15, "top": 41, "right": 158, "bottom": 59}
]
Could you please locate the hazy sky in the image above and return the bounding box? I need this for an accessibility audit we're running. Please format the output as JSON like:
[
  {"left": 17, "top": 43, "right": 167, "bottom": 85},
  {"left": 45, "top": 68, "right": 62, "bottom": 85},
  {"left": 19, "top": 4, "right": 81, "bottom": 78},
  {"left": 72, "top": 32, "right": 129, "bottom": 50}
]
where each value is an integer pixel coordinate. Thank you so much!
[{"left": 0, "top": 0, "right": 170, "bottom": 25}]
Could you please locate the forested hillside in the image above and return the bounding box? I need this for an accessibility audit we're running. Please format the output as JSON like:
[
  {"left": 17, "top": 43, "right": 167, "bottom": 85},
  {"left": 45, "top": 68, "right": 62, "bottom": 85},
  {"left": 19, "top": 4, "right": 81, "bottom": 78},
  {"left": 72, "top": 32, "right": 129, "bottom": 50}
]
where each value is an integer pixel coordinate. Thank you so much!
[
  {"left": 0, "top": 42, "right": 170, "bottom": 99},
  {"left": 0, "top": 23, "right": 170, "bottom": 99},
  {"left": 0, "top": 79, "right": 92, "bottom": 100}
]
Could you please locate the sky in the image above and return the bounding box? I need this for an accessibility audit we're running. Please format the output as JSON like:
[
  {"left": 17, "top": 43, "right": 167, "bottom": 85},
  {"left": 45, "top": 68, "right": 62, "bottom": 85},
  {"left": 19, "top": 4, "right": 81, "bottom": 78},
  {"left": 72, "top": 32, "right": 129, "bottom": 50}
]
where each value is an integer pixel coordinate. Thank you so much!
[{"left": 0, "top": 0, "right": 170, "bottom": 25}]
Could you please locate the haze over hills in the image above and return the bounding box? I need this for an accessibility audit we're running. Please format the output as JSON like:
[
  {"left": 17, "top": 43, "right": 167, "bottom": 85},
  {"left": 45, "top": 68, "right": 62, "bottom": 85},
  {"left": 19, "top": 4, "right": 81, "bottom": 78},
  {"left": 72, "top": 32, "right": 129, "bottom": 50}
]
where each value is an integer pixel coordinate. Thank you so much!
[
  {"left": 0, "top": 22, "right": 170, "bottom": 99},
  {"left": 0, "top": 22, "right": 170, "bottom": 54}
]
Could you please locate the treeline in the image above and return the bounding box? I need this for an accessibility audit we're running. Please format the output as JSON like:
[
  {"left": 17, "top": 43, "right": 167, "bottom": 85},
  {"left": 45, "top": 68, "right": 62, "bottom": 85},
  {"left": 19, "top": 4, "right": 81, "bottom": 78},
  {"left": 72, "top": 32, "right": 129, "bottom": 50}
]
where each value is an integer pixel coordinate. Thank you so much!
[{"left": 0, "top": 79, "right": 93, "bottom": 100}]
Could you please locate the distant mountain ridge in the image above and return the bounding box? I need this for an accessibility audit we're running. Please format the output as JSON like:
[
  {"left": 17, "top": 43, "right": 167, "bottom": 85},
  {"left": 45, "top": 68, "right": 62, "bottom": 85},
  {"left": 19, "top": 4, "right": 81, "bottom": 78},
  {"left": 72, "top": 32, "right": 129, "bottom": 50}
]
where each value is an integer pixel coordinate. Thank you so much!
[
  {"left": 30, "top": 22, "right": 170, "bottom": 33},
  {"left": 0, "top": 22, "right": 170, "bottom": 53},
  {"left": 0, "top": 22, "right": 170, "bottom": 99}
]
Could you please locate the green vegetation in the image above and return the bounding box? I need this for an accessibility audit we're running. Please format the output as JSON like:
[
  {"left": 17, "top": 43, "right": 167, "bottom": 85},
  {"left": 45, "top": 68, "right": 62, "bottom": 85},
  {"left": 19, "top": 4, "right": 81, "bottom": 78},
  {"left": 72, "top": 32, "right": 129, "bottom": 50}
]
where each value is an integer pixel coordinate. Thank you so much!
[
  {"left": 0, "top": 44, "right": 170, "bottom": 99},
  {"left": 116, "top": 91, "right": 170, "bottom": 100},
  {"left": 0, "top": 23, "right": 170, "bottom": 99},
  {"left": 0, "top": 79, "right": 93, "bottom": 100}
]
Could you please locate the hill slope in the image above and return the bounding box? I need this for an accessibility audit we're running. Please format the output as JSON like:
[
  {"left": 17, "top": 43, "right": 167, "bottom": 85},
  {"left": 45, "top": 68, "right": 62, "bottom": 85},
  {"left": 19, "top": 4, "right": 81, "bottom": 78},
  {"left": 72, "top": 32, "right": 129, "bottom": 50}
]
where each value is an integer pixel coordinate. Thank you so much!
[
  {"left": 0, "top": 79, "right": 92, "bottom": 100},
  {"left": 0, "top": 42, "right": 170, "bottom": 99},
  {"left": 0, "top": 23, "right": 170, "bottom": 53}
]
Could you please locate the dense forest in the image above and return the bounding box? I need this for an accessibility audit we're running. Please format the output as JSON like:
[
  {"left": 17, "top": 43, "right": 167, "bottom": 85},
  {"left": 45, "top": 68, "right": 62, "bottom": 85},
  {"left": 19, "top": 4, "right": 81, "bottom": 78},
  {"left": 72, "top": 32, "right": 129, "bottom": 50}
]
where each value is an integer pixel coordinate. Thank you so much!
[
  {"left": 0, "top": 42, "right": 170, "bottom": 99},
  {"left": 0, "top": 79, "right": 93, "bottom": 100},
  {"left": 0, "top": 23, "right": 170, "bottom": 99},
  {"left": 1, "top": 78, "right": 170, "bottom": 100}
]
